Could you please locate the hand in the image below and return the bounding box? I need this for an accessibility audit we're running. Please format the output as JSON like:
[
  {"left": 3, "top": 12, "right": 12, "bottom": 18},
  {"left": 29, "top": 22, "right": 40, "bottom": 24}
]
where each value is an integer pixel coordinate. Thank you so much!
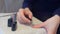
[
  {"left": 32, "top": 15, "right": 60, "bottom": 34},
  {"left": 17, "top": 8, "right": 33, "bottom": 24}
]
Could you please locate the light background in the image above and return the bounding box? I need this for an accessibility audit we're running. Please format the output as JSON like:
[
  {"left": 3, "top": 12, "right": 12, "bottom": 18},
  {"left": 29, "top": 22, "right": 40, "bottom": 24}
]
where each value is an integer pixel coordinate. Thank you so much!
[{"left": 0, "top": 0, "right": 23, "bottom": 13}]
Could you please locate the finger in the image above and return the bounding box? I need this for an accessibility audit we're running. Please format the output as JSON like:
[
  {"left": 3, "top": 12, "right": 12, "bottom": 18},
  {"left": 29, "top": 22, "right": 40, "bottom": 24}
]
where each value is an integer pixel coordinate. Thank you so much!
[
  {"left": 17, "top": 12, "right": 24, "bottom": 23},
  {"left": 32, "top": 23, "right": 45, "bottom": 28},
  {"left": 28, "top": 12, "right": 33, "bottom": 20},
  {"left": 19, "top": 9, "right": 31, "bottom": 23},
  {"left": 25, "top": 8, "right": 33, "bottom": 19},
  {"left": 17, "top": 9, "right": 27, "bottom": 23}
]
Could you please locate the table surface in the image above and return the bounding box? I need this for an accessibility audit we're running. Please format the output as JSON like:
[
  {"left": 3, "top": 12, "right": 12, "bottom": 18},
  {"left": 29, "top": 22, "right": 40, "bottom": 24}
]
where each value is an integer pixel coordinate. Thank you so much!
[{"left": 0, "top": 13, "right": 46, "bottom": 34}]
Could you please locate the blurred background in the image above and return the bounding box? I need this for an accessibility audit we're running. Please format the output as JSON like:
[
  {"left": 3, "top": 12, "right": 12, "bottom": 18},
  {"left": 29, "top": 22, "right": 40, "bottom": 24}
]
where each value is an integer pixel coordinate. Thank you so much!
[{"left": 0, "top": 0, "right": 23, "bottom": 13}]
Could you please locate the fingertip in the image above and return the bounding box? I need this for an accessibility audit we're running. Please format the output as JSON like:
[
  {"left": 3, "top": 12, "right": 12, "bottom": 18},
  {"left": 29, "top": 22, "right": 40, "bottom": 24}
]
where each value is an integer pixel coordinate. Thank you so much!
[
  {"left": 29, "top": 14, "right": 33, "bottom": 20},
  {"left": 29, "top": 15, "right": 32, "bottom": 20}
]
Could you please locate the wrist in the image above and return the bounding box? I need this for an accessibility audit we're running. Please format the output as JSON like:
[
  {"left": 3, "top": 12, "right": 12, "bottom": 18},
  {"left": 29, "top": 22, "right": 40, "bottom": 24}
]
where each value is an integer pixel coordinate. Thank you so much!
[{"left": 48, "top": 30, "right": 56, "bottom": 34}]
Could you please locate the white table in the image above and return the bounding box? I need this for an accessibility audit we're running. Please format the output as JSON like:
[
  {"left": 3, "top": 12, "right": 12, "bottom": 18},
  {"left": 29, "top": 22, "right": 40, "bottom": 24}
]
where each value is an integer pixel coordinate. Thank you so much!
[{"left": 0, "top": 13, "right": 46, "bottom": 34}]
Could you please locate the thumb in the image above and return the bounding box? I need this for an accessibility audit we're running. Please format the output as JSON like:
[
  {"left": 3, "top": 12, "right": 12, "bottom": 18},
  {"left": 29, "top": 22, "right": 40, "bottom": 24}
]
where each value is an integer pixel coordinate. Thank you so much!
[
  {"left": 29, "top": 13, "right": 33, "bottom": 20},
  {"left": 32, "top": 23, "right": 45, "bottom": 28}
]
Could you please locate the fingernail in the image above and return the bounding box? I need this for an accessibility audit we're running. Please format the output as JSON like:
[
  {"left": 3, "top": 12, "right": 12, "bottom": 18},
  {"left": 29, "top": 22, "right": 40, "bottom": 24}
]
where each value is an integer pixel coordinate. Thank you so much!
[{"left": 29, "top": 16, "right": 32, "bottom": 19}]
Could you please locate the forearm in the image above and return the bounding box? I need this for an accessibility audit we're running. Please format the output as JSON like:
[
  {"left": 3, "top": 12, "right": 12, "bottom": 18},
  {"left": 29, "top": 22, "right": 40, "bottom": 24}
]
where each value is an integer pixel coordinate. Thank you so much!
[
  {"left": 46, "top": 15, "right": 60, "bottom": 24},
  {"left": 51, "top": 15, "right": 60, "bottom": 24},
  {"left": 47, "top": 15, "right": 60, "bottom": 34}
]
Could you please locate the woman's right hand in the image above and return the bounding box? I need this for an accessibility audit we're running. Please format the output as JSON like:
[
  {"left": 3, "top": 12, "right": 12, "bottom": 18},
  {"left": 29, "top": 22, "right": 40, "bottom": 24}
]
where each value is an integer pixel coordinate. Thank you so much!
[{"left": 17, "top": 8, "right": 33, "bottom": 24}]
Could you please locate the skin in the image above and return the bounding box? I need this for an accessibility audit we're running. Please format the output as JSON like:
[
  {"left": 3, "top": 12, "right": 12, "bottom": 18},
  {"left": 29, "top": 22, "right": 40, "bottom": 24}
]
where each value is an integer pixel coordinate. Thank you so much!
[
  {"left": 17, "top": 8, "right": 60, "bottom": 34},
  {"left": 32, "top": 15, "right": 60, "bottom": 34},
  {"left": 17, "top": 8, "right": 33, "bottom": 24}
]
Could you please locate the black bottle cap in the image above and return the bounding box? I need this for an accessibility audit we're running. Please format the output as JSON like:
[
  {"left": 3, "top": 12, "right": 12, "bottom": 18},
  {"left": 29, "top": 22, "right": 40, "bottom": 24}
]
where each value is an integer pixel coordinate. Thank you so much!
[
  {"left": 8, "top": 18, "right": 13, "bottom": 27},
  {"left": 11, "top": 22, "right": 17, "bottom": 31}
]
